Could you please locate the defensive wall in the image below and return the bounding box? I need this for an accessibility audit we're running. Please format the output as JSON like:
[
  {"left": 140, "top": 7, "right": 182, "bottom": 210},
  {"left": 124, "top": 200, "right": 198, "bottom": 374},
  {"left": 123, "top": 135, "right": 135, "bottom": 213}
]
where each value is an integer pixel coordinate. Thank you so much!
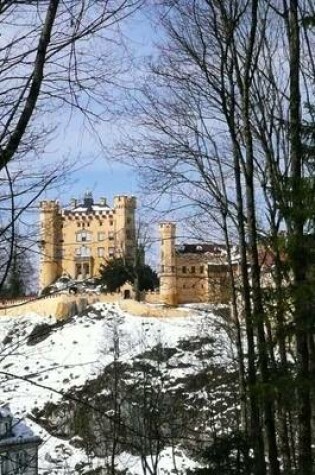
[
  {"left": 0, "top": 290, "right": 172, "bottom": 320},
  {"left": 0, "top": 293, "right": 119, "bottom": 320}
]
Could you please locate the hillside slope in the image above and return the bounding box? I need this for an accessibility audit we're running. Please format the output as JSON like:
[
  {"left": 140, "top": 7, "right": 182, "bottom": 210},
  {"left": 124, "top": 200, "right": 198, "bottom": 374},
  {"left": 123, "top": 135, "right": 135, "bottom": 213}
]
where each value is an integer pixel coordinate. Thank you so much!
[{"left": 0, "top": 303, "right": 239, "bottom": 474}]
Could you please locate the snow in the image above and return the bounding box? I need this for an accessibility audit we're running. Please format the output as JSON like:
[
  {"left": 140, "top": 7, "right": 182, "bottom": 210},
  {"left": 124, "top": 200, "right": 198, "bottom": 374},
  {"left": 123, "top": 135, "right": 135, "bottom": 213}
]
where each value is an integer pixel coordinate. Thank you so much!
[
  {"left": 0, "top": 302, "right": 235, "bottom": 474},
  {"left": 64, "top": 205, "right": 111, "bottom": 213},
  {"left": 117, "top": 446, "right": 202, "bottom": 474}
]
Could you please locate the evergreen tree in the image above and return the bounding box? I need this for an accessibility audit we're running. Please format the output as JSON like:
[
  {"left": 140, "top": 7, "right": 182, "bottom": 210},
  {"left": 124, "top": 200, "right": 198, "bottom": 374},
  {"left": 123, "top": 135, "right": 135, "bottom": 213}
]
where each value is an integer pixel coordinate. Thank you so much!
[{"left": 99, "top": 258, "right": 158, "bottom": 294}]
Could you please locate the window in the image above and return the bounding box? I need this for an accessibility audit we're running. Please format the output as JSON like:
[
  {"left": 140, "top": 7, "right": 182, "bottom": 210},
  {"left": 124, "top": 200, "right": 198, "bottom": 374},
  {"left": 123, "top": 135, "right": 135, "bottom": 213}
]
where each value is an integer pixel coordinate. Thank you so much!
[
  {"left": 5, "top": 422, "right": 9, "bottom": 434},
  {"left": 127, "top": 217, "right": 131, "bottom": 224},
  {"left": 182, "top": 266, "right": 186, "bottom": 274},
  {"left": 161, "top": 265, "right": 165, "bottom": 272},
  {"left": 171, "top": 266, "right": 175, "bottom": 273},
  {"left": 55, "top": 248, "right": 63, "bottom": 259},
  {"left": 1, "top": 453, "right": 9, "bottom": 475},
  {"left": 126, "top": 230, "right": 132, "bottom": 239},
  {"left": 75, "top": 248, "right": 81, "bottom": 256},
  {"left": 98, "top": 232, "right": 105, "bottom": 241},
  {"left": 108, "top": 231, "right": 114, "bottom": 240},
  {"left": 200, "top": 266, "right": 204, "bottom": 274},
  {"left": 76, "top": 230, "right": 91, "bottom": 242},
  {"left": 109, "top": 247, "right": 115, "bottom": 256},
  {"left": 80, "top": 246, "right": 90, "bottom": 257},
  {"left": 98, "top": 247, "right": 105, "bottom": 257},
  {"left": 191, "top": 266, "right": 195, "bottom": 273},
  {"left": 17, "top": 450, "right": 28, "bottom": 472}
]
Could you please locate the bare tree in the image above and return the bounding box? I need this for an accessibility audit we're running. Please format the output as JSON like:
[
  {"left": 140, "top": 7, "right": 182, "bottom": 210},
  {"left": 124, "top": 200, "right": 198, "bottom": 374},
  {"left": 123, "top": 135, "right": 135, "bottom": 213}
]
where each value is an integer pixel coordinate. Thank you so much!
[
  {"left": 122, "top": 0, "right": 315, "bottom": 473},
  {"left": 0, "top": 0, "right": 144, "bottom": 294}
]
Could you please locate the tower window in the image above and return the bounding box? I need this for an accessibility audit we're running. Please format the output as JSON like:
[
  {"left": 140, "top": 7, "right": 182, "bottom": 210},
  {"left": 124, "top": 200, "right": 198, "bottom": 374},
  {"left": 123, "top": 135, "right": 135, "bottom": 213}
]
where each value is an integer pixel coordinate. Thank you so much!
[
  {"left": 98, "top": 247, "right": 105, "bottom": 257},
  {"left": 182, "top": 266, "right": 186, "bottom": 274},
  {"left": 191, "top": 266, "right": 195, "bottom": 273},
  {"left": 80, "top": 246, "right": 90, "bottom": 257},
  {"left": 76, "top": 230, "right": 91, "bottom": 242},
  {"left": 55, "top": 249, "right": 63, "bottom": 259},
  {"left": 200, "top": 266, "right": 204, "bottom": 274}
]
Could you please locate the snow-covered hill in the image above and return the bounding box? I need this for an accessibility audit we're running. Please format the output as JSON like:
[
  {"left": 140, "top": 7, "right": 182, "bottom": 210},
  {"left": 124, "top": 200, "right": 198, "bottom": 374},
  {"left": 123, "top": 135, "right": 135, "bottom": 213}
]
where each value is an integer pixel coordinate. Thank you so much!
[{"left": 0, "top": 302, "right": 238, "bottom": 474}]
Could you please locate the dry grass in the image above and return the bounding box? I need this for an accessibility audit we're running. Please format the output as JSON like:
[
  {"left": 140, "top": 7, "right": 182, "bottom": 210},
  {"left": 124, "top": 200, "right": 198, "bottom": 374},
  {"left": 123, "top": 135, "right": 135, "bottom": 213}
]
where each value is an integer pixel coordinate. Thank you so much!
[{"left": 118, "top": 300, "right": 190, "bottom": 318}]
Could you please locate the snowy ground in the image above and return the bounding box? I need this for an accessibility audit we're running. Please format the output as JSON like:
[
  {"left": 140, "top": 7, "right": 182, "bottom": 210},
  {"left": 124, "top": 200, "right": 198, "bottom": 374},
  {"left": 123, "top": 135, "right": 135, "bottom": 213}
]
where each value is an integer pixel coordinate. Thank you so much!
[{"left": 0, "top": 302, "right": 236, "bottom": 474}]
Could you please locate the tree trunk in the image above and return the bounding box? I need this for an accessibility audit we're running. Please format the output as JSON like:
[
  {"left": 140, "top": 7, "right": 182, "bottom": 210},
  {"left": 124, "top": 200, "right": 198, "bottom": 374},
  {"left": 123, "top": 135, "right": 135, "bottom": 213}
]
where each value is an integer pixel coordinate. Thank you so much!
[{"left": 288, "top": 1, "right": 312, "bottom": 472}]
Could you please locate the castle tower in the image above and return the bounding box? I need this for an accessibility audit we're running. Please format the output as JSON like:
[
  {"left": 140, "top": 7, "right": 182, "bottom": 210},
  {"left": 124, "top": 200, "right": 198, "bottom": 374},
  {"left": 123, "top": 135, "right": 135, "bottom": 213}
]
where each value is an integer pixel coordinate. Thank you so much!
[
  {"left": 159, "top": 222, "right": 177, "bottom": 305},
  {"left": 39, "top": 201, "right": 62, "bottom": 290},
  {"left": 113, "top": 196, "right": 137, "bottom": 262}
]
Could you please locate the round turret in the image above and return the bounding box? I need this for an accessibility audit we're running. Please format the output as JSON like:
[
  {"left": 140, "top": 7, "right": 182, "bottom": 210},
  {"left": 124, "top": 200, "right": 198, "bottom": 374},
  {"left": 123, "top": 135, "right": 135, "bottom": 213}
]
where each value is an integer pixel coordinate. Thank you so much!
[
  {"left": 159, "top": 222, "right": 177, "bottom": 305},
  {"left": 39, "top": 200, "right": 62, "bottom": 290}
]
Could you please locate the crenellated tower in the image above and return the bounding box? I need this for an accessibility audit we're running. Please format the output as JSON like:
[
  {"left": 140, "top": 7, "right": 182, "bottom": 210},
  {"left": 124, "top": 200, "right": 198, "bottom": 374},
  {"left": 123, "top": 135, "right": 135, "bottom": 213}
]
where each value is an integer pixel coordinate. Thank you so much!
[
  {"left": 38, "top": 194, "right": 139, "bottom": 291},
  {"left": 39, "top": 200, "right": 62, "bottom": 289},
  {"left": 159, "top": 222, "right": 177, "bottom": 305},
  {"left": 113, "top": 195, "right": 137, "bottom": 262}
]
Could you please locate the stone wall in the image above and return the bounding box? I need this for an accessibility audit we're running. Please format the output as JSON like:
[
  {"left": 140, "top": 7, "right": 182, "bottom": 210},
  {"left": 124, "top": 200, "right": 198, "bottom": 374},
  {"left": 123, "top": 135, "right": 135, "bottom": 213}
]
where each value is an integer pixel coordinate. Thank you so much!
[{"left": 0, "top": 294, "right": 113, "bottom": 320}]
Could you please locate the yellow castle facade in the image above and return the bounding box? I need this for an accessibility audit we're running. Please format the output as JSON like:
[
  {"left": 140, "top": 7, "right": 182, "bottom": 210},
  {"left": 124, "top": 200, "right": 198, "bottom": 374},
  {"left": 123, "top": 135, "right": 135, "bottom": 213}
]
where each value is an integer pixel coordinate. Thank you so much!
[
  {"left": 39, "top": 193, "right": 136, "bottom": 290},
  {"left": 159, "top": 222, "right": 231, "bottom": 305}
]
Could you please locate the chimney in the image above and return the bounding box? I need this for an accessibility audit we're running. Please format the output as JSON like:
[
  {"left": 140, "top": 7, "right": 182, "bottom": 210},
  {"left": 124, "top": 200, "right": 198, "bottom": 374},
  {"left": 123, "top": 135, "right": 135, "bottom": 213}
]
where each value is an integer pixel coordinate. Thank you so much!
[{"left": 70, "top": 198, "right": 77, "bottom": 209}]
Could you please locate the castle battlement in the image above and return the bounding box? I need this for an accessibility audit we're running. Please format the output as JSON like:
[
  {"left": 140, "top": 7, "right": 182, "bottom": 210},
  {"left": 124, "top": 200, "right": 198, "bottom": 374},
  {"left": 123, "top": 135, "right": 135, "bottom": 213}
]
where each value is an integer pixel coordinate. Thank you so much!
[
  {"left": 40, "top": 200, "right": 61, "bottom": 212},
  {"left": 38, "top": 193, "right": 137, "bottom": 291},
  {"left": 158, "top": 222, "right": 230, "bottom": 306},
  {"left": 159, "top": 222, "right": 176, "bottom": 230},
  {"left": 114, "top": 195, "right": 137, "bottom": 209}
]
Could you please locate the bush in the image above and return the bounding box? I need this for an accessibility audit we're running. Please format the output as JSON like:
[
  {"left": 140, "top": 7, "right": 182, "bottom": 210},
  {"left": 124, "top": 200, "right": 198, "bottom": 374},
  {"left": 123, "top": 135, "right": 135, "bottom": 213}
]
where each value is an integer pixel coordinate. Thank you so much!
[{"left": 189, "top": 431, "right": 253, "bottom": 475}]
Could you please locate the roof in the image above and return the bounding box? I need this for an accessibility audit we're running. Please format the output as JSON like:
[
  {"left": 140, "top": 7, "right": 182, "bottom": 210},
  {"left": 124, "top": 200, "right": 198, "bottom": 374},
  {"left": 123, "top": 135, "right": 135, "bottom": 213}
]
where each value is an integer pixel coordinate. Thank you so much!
[
  {"left": 0, "top": 405, "right": 41, "bottom": 448},
  {"left": 176, "top": 243, "right": 226, "bottom": 255},
  {"left": 0, "top": 404, "right": 12, "bottom": 419},
  {"left": 0, "top": 435, "right": 41, "bottom": 449},
  {"left": 66, "top": 204, "right": 111, "bottom": 212}
]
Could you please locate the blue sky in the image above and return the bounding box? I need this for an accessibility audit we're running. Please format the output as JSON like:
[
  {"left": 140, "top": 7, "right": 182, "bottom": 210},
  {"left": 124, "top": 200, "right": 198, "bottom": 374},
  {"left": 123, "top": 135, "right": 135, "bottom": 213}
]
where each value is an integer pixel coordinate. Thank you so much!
[{"left": 41, "top": 8, "right": 158, "bottom": 209}]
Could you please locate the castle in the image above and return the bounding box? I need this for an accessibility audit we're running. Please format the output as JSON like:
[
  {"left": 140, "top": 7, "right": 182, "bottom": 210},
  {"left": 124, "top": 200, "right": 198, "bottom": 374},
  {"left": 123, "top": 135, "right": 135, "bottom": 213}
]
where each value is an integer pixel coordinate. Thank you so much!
[
  {"left": 158, "top": 222, "right": 231, "bottom": 305},
  {"left": 39, "top": 193, "right": 136, "bottom": 290}
]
